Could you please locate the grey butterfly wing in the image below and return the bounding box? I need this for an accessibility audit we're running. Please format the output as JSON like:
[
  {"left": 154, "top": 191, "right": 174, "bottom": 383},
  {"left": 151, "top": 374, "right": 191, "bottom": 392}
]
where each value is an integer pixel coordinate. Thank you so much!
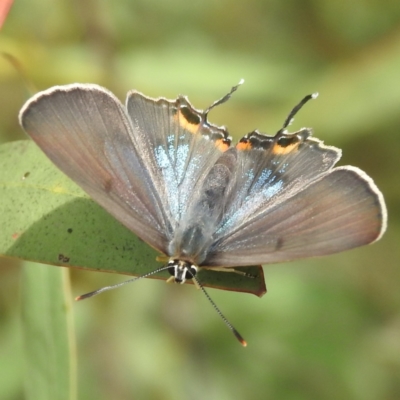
[
  {"left": 19, "top": 84, "right": 227, "bottom": 255},
  {"left": 19, "top": 84, "right": 170, "bottom": 252},
  {"left": 205, "top": 132, "right": 386, "bottom": 267}
]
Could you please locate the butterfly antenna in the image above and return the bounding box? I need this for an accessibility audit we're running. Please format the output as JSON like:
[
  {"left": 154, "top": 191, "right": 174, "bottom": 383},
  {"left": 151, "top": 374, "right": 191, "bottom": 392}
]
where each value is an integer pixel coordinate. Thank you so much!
[
  {"left": 205, "top": 79, "right": 245, "bottom": 115},
  {"left": 191, "top": 274, "right": 247, "bottom": 347},
  {"left": 281, "top": 92, "right": 319, "bottom": 131},
  {"left": 75, "top": 265, "right": 171, "bottom": 301}
]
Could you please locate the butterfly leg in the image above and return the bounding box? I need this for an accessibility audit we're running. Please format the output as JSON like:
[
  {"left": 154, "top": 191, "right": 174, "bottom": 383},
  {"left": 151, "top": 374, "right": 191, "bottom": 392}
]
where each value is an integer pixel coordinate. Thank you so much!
[
  {"left": 156, "top": 255, "right": 169, "bottom": 263},
  {"left": 201, "top": 266, "right": 257, "bottom": 279}
]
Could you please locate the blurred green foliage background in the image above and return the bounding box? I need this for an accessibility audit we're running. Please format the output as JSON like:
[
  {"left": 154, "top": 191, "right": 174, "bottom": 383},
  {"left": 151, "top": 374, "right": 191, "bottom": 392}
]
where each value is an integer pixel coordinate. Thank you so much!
[{"left": 1, "top": 0, "right": 399, "bottom": 399}]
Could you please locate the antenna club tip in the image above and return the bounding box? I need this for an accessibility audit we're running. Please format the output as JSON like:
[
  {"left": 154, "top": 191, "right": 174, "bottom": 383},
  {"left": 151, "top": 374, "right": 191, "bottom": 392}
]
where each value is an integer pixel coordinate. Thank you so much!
[
  {"left": 75, "top": 293, "right": 93, "bottom": 301},
  {"left": 233, "top": 329, "right": 247, "bottom": 346},
  {"left": 311, "top": 92, "right": 319, "bottom": 99},
  {"left": 238, "top": 78, "right": 245, "bottom": 85}
]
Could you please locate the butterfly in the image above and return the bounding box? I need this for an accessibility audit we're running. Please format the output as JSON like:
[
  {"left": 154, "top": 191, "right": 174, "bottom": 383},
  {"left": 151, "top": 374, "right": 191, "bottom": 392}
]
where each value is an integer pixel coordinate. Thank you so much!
[{"left": 19, "top": 81, "right": 387, "bottom": 345}]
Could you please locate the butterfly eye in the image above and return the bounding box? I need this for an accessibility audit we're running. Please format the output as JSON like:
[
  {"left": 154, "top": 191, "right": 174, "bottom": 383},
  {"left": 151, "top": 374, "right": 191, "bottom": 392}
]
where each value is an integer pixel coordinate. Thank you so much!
[
  {"left": 185, "top": 265, "right": 198, "bottom": 280},
  {"left": 167, "top": 259, "right": 178, "bottom": 277}
]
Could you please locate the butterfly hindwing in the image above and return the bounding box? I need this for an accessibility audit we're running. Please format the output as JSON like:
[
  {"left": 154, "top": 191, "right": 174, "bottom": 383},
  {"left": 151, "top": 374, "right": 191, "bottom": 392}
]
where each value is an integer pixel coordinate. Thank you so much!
[
  {"left": 125, "top": 91, "right": 230, "bottom": 235},
  {"left": 205, "top": 131, "right": 386, "bottom": 267},
  {"left": 215, "top": 130, "right": 341, "bottom": 242}
]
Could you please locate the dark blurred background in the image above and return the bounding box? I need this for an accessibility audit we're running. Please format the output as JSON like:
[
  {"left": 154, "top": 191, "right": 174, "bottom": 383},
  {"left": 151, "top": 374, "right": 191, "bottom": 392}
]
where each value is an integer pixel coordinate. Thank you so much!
[{"left": 1, "top": 0, "right": 399, "bottom": 399}]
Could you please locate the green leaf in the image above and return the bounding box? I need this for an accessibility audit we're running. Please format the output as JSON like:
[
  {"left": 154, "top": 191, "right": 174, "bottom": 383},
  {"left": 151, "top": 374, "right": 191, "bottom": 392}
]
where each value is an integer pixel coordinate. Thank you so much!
[
  {"left": 0, "top": 141, "right": 266, "bottom": 297},
  {"left": 21, "top": 263, "right": 76, "bottom": 400}
]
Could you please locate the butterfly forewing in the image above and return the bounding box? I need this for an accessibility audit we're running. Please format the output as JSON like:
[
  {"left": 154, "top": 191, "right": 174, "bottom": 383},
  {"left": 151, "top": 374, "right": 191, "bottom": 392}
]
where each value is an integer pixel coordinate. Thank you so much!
[{"left": 20, "top": 85, "right": 166, "bottom": 253}]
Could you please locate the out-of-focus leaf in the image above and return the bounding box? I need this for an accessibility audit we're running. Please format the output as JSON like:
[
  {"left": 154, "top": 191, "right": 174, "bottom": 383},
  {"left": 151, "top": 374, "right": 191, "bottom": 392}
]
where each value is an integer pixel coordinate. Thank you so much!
[
  {"left": 0, "top": 140, "right": 266, "bottom": 297},
  {"left": 21, "top": 263, "right": 76, "bottom": 400},
  {"left": 298, "top": 32, "right": 400, "bottom": 140}
]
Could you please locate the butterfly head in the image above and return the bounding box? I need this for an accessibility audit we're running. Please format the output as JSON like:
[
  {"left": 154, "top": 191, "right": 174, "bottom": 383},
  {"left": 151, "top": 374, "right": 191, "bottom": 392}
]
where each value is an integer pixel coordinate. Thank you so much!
[{"left": 167, "top": 259, "right": 198, "bottom": 284}]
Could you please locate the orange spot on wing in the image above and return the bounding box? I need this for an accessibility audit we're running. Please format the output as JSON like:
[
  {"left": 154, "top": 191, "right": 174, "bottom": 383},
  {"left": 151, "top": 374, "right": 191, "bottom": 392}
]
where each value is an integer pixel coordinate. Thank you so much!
[
  {"left": 174, "top": 110, "right": 200, "bottom": 134},
  {"left": 215, "top": 139, "right": 230, "bottom": 152},
  {"left": 236, "top": 141, "right": 252, "bottom": 151},
  {"left": 272, "top": 142, "right": 299, "bottom": 155}
]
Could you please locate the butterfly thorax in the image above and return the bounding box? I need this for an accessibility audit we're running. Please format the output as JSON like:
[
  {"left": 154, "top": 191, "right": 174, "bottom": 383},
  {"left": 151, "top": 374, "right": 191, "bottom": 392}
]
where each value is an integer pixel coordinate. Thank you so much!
[
  {"left": 167, "top": 148, "right": 237, "bottom": 265},
  {"left": 167, "top": 259, "right": 198, "bottom": 284}
]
